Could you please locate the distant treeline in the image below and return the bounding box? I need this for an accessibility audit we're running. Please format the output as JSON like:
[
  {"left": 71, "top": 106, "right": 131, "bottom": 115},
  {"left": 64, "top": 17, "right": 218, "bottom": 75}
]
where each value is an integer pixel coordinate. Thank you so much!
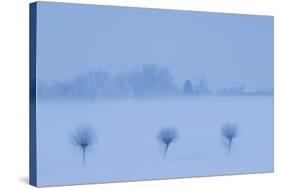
[{"left": 37, "top": 64, "right": 273, "bottom": 99}]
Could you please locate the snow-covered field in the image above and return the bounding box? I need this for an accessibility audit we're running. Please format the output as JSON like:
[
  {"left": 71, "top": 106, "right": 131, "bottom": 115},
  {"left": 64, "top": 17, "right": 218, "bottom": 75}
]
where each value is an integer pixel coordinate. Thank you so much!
[{"left": 36, "top": 96, "right": 273, "bottom": 186}]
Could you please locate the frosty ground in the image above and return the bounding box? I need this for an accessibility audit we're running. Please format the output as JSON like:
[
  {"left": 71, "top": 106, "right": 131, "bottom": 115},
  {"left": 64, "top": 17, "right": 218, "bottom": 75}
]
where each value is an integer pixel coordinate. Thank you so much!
[{"left": 36, "top": 96, "right": 273, "bottom": 186}]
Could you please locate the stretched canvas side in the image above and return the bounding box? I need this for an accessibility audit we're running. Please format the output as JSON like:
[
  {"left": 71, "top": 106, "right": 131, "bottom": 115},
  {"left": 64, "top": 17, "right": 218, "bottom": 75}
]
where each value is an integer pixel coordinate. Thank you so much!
[{"left": 29, "top": 2, "right": 37, "bottom": 187}]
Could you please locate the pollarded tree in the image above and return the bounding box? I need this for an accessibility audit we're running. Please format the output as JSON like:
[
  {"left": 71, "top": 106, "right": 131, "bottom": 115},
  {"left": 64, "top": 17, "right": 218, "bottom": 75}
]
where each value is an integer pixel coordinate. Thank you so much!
[
  {"left": 221, "top": 123, "right": 238, "bottom": 152},
  {"left": 157, "top": 127, "right": 178, "bottom": 159},
  {"left": 71, "top": 124, "right": 97, "bottom": 165}
]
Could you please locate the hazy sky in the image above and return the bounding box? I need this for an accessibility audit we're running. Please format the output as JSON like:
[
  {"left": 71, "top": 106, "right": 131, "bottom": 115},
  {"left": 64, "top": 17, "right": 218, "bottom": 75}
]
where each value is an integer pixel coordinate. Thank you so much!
[{"left": 36, "top": 2, "right": 273, "bottom": 91}]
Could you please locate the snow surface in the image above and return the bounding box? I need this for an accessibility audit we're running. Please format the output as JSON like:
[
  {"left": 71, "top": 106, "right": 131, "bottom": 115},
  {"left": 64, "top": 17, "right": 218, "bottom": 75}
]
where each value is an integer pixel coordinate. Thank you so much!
[{"left": 36, "top": 96, "right": 273, "bottom": 186}]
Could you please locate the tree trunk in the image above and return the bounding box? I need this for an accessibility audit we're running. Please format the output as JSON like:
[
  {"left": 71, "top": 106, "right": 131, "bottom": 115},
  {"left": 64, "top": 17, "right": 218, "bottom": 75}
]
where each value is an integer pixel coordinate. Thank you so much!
[
  {"left": 163, "top": 144, "right": 169, "bottom": 159},
  {"left": 227, "top": 139, "right": 232, "bottom": 153},
  {"left": 82, "top": 147, "right": 86, "bottom": 165}
]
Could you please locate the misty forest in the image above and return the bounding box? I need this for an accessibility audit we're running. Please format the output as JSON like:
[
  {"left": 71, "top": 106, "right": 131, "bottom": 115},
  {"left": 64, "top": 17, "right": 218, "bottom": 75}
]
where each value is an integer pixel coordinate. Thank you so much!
[{"left": 37, "top": 64, "right": 272, "bottom": 99}]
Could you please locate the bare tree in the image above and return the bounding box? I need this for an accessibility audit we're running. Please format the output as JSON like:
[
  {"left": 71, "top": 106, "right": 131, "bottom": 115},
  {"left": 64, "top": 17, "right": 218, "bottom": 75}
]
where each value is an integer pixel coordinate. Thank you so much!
[
  {"left": 71, "top": 124, "right": 97, "bottom": 165},
  {"left": 221, "top": 123, "right": 238, "bottom": 152},
  {"left": 157, "top": 127, "right": 178, "bottom": 158}
]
